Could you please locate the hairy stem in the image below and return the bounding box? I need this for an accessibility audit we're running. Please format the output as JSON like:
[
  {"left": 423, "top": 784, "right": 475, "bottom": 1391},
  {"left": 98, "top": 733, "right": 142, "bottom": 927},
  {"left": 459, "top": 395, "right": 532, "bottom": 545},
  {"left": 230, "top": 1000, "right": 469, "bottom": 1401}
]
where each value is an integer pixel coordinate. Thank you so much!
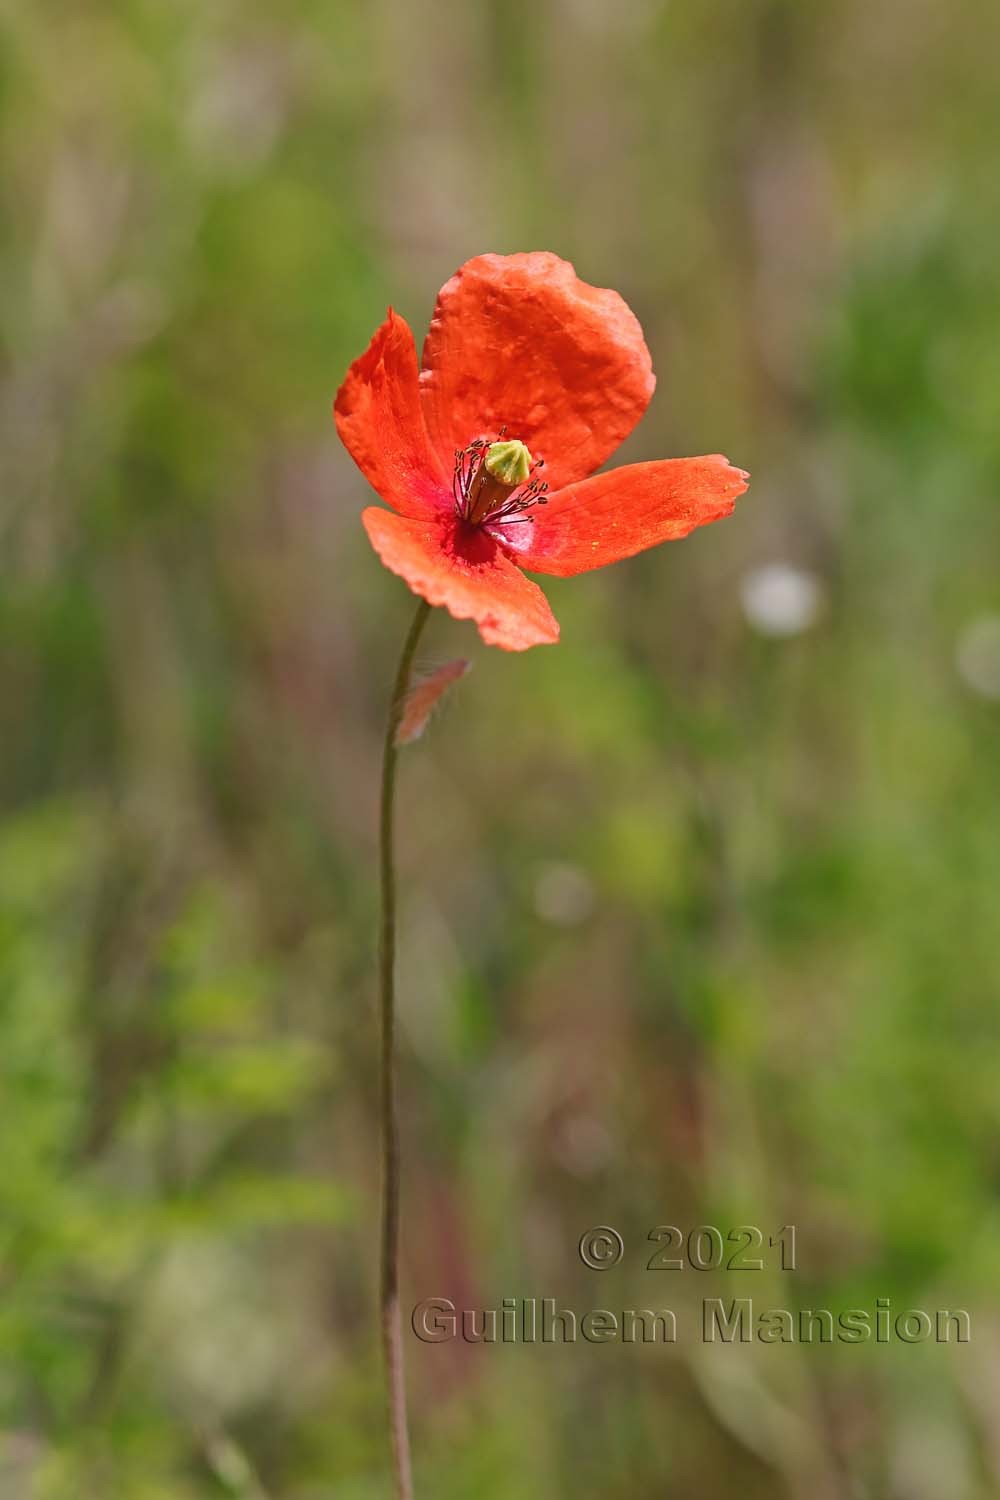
[{"left": 378, "top": 596, "right": 430, "bottom": 1500}]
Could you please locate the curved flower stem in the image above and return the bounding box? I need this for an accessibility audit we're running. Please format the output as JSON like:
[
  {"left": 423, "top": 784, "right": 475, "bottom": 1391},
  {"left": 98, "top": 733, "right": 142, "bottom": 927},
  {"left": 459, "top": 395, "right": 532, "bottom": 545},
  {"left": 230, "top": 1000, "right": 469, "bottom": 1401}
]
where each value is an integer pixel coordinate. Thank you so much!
[{"left": 377, "top": 595, "right": 431, "bottom": 1500}]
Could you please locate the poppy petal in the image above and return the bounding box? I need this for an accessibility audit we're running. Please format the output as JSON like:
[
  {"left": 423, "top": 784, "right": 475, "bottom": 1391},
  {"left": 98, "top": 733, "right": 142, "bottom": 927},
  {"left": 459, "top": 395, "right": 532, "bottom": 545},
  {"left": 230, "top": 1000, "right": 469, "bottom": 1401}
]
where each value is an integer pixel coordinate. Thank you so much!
[
  {"left": 396, "top": 659, "right": 471, "bottom": 745},
  {"left": 497, "top": 455, "right": 749, "bottom": 577},
  {"left": 419, "top": 253, "right": 655, "bottom": 492},
  {"left": 335, "top": 310, "right": 451, "bottom": 516},
  {"left": 361, "top": 508, "right": 560, "bottom": 651}
]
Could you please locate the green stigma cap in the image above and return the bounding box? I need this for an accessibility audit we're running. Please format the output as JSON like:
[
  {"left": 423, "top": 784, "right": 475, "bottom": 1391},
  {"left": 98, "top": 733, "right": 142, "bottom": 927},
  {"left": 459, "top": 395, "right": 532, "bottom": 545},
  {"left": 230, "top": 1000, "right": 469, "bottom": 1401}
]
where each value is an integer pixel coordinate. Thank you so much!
[{"left": 484, "top": 440, "right": 533, "bottom": 488}]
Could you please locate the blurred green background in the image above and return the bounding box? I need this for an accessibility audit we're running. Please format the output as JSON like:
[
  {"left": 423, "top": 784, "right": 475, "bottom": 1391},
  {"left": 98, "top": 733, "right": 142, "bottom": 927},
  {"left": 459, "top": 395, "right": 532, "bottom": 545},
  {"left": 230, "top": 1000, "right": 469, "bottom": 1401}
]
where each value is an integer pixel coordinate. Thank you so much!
[{"left": 2, "top": 0, "right": 1000, "bottom": 1495}]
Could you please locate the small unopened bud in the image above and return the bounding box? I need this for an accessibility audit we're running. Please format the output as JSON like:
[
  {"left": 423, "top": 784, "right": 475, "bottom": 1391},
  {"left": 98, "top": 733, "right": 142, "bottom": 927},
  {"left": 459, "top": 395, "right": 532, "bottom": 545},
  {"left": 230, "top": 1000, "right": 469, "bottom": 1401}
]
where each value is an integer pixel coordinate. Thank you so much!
[{"left": 484, "top": 439, "right": 532, "bottom": 489}]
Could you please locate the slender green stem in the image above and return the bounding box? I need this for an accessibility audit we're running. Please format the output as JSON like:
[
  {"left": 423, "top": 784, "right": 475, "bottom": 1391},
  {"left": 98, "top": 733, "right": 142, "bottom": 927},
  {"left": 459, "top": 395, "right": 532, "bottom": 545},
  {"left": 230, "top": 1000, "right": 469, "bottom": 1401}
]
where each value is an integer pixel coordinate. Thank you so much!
[{"left": 378, "top": 595, "right": 430, "bottom": 1500}]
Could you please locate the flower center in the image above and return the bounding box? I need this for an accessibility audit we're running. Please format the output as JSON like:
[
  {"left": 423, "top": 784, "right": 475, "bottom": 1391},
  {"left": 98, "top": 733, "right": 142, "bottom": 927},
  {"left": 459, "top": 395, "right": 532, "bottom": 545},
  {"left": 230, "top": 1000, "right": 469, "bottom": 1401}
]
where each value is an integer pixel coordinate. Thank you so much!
[{"left": 452, "top": 429, "right": 549, "bottom": 528}]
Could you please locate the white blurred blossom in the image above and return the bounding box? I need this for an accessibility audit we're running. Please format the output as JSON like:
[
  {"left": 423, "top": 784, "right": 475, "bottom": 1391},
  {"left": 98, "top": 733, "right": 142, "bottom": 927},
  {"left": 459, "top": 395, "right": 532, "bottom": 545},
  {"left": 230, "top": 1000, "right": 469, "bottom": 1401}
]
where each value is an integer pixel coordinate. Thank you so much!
[
  {"left": 956, "top": 615, "right": 1000, "bottom": 700},
  {"left": 553, "top": 1113, "right": 613, "bottom": 1176},
  {"left": 186, "top": 46, "right": 292, "bottom": 174},
  {"left": 740, "top": 562, "right": 824, "bottom": 638},
  {"left": 533, "top": 862, "right": 595, "bottom": 926}
]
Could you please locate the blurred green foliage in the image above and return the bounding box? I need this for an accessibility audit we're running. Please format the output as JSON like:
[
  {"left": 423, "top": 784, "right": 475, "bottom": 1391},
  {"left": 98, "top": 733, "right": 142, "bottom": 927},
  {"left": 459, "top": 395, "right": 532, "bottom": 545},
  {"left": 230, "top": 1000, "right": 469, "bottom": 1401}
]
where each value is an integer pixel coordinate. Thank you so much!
[{"left": 2, "top": 0, "right": 1000, "bottom": 1495}]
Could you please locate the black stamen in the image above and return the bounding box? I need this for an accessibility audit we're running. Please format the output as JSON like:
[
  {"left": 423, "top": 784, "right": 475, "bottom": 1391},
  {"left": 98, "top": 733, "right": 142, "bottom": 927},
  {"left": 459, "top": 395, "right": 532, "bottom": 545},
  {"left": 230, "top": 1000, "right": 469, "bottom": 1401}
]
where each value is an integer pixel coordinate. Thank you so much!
[{"left": 451, "top": 429, "right": 548, "bottom": 527}]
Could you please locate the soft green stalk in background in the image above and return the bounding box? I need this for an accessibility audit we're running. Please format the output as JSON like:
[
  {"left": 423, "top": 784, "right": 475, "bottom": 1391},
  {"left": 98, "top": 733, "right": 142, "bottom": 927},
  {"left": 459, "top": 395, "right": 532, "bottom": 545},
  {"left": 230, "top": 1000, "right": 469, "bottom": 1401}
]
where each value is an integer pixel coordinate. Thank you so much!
[{"left": 1, "top": 0, "right": 1000, "bottom": 1496}]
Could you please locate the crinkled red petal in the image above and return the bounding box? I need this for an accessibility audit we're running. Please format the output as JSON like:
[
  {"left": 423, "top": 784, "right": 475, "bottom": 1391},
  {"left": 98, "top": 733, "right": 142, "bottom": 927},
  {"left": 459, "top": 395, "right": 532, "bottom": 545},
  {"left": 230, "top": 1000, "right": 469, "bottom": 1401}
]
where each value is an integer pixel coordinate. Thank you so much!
[
  {"left": 361, "top": 507, "right": 559, "bottom": 652},
  {"left": 334, "top": 310, "right": 450, "bottom": 516},
  {"left": 419, "top": 252, "right": 655, "bottom": 492},
  {"left": 496, "top": 455, "right": 749, "bottom": 577}
]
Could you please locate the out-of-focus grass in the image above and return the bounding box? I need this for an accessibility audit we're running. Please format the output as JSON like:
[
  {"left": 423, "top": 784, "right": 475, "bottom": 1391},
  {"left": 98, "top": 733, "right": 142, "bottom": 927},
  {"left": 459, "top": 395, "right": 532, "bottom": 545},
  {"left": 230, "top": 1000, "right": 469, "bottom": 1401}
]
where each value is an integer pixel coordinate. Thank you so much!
[{"left": 2, "top": 0, "right": 999, "bottom": 1495}]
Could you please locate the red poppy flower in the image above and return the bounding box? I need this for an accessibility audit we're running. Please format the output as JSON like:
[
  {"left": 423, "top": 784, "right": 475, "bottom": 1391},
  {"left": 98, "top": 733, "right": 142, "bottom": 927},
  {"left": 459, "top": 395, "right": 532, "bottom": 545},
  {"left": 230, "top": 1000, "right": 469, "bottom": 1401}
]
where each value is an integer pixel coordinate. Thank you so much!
[{"left": 335, "top": 252, "right": 749, "bottom": 650}]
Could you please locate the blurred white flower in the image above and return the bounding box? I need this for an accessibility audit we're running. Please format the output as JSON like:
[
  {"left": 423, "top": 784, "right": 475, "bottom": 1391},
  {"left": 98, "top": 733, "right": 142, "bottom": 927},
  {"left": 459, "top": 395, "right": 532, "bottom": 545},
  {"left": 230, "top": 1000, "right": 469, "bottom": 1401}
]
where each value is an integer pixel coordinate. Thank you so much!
[
  {"left": 141, "top": 1241, "right": 322, "bottom": 1418},
  {"left": 956, "top": 615, "right": 1000, "bottom": 700},
  {"left": 186, "top": 47, "right": 291, "bottom": 174},
  {"left": 533, "top": 862, "right": 595, "bottom": 926},
  {"left": 553, "top": 1113, "right": 613, "bottom": 1176},
  {"left": 740, "top": 562, "right": 824, "bottom": 638}
]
